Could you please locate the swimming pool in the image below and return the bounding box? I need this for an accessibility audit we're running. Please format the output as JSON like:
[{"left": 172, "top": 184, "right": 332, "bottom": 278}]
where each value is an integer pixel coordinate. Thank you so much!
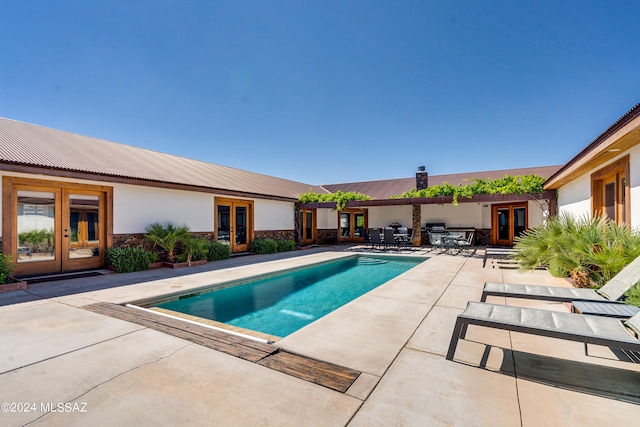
[{"left": 154, "top": 255, "right": 425, "bottom": 337}]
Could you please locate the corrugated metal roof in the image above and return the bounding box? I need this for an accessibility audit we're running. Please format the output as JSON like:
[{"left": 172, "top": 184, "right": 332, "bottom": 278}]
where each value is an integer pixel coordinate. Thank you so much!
[
  {"left": 0, "top": 117, "right": 326, "bottom": 200},
  {"left": 321, "top": 165, "right": 563, "bottom": 199}
]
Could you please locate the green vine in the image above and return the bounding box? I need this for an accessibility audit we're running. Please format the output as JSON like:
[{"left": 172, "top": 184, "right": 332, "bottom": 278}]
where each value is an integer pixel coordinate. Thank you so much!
[
  {"left": 394, "top": 174, "right": 546, "bottom": 205},
  {"left": 298, "top": 189, "right": 372, "bottom": 211}
]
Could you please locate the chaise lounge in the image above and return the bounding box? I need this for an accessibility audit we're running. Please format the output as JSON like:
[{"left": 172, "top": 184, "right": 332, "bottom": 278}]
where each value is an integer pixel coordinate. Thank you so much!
[
  {"left": 446, "top": 301, "right": 640, "bottom": 361},
  {"left": 481, "top": 255, "right": 640, "bottom": 304}
]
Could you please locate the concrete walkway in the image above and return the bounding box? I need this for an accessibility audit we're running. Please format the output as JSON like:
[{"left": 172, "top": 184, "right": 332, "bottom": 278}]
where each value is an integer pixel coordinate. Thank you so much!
[{"left": 1, "top": 246, "right": 639, "bottom": 426}]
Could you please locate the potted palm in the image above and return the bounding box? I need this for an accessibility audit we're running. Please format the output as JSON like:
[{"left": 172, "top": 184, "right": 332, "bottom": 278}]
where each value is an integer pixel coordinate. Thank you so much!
[
  {"left": 144, "top": 221, "right": 191, "bottom": 266},
  {"left": 175, "top": 236, "right": 209, "bottom": 267}
]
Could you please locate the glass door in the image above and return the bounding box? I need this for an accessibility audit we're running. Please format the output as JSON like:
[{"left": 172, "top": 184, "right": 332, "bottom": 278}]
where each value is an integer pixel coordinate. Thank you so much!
[
  {"left": 354, "top": 212, "right": 366, "bottom": 241},
  {"left": 300, "top": 209, "right": 316, "bottom": 245},
  {"left": 216, "top": 198, "right": 253, "bottom": 253},
  {"left": 15, "top": 189, "right": 59, "bottom": 275},
  {"left": 338, "top": 209, "right": 368, "bottom": 243},
  {"left": 339, "top": 213, "right": 351, "bottom": 240},
  {"left": 234, "top": 204, "right": 249, "bottom": 252},
  {"left": 496, "top": 208, "right": 510, "bottom": 245},
  {"left": 62, "top": 190, "right": 105, "bottom": 272},
  {"left": 492, "top": 203, "right": 527, "bottom": 246},
  {"left": 8, "top": 180, "right": 109, "bottom": 277}
]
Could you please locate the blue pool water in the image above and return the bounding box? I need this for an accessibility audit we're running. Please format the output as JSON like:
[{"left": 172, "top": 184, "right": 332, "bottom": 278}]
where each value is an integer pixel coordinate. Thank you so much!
[{"left": 155, "top": 255, "right": 425, "bottom": 337}]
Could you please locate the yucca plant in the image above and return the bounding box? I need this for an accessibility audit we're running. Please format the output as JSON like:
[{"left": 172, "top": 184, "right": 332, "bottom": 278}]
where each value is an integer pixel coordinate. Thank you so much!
[
  {"left": 513, "top": 213, "right": 640, "bottom": 288},
  {"left": 144, "top": 221, "right": 191, "bottom": 263}
]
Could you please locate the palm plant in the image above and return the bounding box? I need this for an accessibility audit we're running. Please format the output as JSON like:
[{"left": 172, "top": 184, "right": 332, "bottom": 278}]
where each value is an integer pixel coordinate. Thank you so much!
[
  {"left": 179, "top": 236, "right": 210, "bottom": 265},
  {"left": 144, "top": 221, "right": 190, "bottom": 263},
  {"left": 513, "top": 213, "right": 640, "bottom": 288}
]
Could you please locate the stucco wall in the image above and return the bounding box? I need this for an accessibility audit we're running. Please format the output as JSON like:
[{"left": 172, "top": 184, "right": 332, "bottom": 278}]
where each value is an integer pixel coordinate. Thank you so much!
[
  {"left": 422, "top": 203, "right": 484, "bottom": 228},
  {"left": 317, "top": 208, "right": 337, "bottom": 229},
  {"left": 114, "top": 184, "right": 215, "bottom": 233},
  {"left": 557, "top": 174, "right": 592, "bottom": 219},
  {"left": 0, "top": 171, "right": 297, "bottom": 238},
  {"left": 369, "top": 205, "right": 412, "bottom": 228},
  {"left": 527, "top": 200, "right": 547, "bottom": 227},
  {"left": 254, "top": 199, "right": 294, "bottom": 230},
  {"left": 556, "top": 145, "right": 640, "bottom": 227}
]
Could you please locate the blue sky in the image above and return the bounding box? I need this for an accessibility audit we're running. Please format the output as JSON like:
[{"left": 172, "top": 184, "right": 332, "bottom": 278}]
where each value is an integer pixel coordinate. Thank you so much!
[{"left": 1, "top": 1, "right": 639, "bottom": 185}]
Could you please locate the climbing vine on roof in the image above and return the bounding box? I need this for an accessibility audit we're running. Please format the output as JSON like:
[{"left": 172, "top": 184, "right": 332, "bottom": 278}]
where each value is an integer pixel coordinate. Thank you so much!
[
  {"left": 298, "top": 189, "right": 372, "bottom": 211},
  {"left": 394, "top": 174, "right": 547, "bottom": 205}
]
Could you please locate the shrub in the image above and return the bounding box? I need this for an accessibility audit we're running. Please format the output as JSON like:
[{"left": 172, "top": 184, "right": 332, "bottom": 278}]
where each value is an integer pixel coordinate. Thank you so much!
[
  {"left": 0, "top": 253, "right": 14, "bottom": 284},
  {"left": 177, "top": 236, "right": 209, "bottom": 264},
  {"left": 513, "top": 213, "right": 640, "bottom": 288},
  {"left": 106, "top": 247, "right": 154, "bottom": 273},
  {"left": 207, "top": 241, "right": 230, "bottom": 261},
  {"left": 624, "top": 284, "right": 640, "bottom": 307},
  {"left": 276, "top": 239, "right": 296, "bottom": 252},
  {"left": 249, "top": 238, "right": 278, "bottom": 254},
  {"left": 144, "top": 221, "right": 191, "bottom": 262}
]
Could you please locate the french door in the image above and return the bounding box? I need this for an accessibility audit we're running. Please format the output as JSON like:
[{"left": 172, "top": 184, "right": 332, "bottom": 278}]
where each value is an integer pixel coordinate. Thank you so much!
[
  {"left": 216, "top": 198, "right": 253, "bottom": 253},
  {"left": 492, "top": 203, "right": 527, "bottom": 246},
  {"left": 338, "top": 209, "right": 368, "bottom": 243},
  {"left": 3, "top": 177, "right": 111, "bottom": 277},
  {"left": 300, "top": 208, "right": 316, "bottom": 245}
]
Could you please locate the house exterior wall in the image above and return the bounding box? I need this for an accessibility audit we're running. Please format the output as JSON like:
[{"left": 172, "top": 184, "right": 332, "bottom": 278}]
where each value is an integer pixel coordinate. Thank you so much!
[
  {"left": 317, "top": 208, "right": 338, "bottom": 229},
  {"left": 421, "top": 203, "right": 484, "bottom": 228},
  {"left": 0, "top": 171, "right": 297, "bottom": 240},
  {"left": 557, "top": 174, "right": 592, "bottom": 219},
  {"left": 114, "top": 184, "right": 214, "bottom": 233},
  {"left": 556, "top": 145, "right": 640, "bottom": 227},
  {"left": 369, "top": 205, "right": 412, "bottom": 228},
  {"left": 254, "top": 199, "right": 295, "bottom": 230}
]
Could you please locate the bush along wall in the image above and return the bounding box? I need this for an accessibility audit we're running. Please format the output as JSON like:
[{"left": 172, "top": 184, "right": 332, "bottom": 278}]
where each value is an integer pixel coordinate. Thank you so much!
[
  {"left": 106, "top": 247, "right": 157, "bottom": 273},
  {"left": 249, "top": 238, "right": 296, "bottom": 255},
  {"left": 207, "top": 241, "right": 231, "bottom": 261}
]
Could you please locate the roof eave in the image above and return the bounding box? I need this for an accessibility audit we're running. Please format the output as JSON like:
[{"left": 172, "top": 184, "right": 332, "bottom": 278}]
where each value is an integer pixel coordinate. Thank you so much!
[
  {"left": 0, "top": 162, "right": 300, "bottom": 203},
  {"left": 544, "top": 103, "right": 640, "bottom": 190}
]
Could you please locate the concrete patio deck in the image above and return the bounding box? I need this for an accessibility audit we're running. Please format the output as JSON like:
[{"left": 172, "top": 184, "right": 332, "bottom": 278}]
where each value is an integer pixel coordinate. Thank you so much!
[{"left": 1, "top": 245, "right": 639, "bottom": 426}]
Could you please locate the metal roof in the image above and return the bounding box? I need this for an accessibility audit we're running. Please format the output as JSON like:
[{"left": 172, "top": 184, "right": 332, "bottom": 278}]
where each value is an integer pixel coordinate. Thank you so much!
[
  {"left": 0, "top": 117, "right": 326, "bottom": 200},
  {"left": 321, "top": 165, "right": 563, "bottom": 199},
  {"left": 0, "top": 117, "right": 563, "bottom": 202}
]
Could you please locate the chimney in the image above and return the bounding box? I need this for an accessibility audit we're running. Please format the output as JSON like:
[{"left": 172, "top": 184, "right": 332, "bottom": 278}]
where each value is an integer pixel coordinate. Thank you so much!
[{"left": 416, "top": 166, "right": 428, "bottom": 190}]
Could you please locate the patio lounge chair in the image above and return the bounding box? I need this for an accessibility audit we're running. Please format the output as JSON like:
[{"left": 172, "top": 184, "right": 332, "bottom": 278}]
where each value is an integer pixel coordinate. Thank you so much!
[
  {"left": 481, "top": 255, "right": 640, "bottom": 304},
  {"left": 446, "top": 301, "right": 640, "bottom": 361}
]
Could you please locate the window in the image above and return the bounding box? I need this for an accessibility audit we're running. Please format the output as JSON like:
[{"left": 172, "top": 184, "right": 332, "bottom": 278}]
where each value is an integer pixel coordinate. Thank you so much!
[{"left": 591, "top": 156, "right": 630, "bottom": 225}]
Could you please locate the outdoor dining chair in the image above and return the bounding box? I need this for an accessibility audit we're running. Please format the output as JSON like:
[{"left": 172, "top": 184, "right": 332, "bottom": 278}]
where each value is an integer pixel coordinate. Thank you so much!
[{"left": 382, "top": 228, "right": 396, "bottom": 250}]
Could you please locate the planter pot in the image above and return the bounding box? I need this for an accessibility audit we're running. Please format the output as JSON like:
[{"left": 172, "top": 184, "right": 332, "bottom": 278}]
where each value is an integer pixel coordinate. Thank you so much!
[
  {"left": 148, "top": 262, "right": 164, "bottom": 269},
  {"left": 162, "top": 259, "right": 208, "bottom": 269},
  {"left": 0, "top": 277, "right": 28, "bottom": 293}
]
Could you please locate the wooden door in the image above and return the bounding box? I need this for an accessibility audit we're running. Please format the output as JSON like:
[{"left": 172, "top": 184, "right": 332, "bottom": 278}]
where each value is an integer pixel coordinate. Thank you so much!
[
  {"left": 492, "top": 203, "right": 527, "bottom": 246},
  {"left": 4, "top": 177, "right": 111, "bottom": 277},
  {"left": 62, "top": 190, "right": 105, "bottom": 272},
  {"left": 216, "top": 198, "right": 253, "bottom": 253}
]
